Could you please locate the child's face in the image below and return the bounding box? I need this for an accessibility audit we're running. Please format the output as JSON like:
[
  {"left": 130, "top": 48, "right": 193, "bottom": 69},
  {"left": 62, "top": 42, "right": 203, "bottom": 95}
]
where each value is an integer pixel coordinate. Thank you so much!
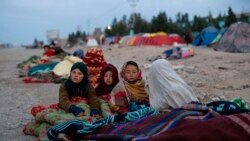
[
  {"left": 70, "top": 68, "right": 84, "bottom": 83},
  {"left": 104, "top": 70, "right": 113, "bottom": 86},
  {"left": 44, "top": 47, "right": 49, "bottom": 52},
  {"left": 124, "top": 64, "right": 138, "bottom": 82}
]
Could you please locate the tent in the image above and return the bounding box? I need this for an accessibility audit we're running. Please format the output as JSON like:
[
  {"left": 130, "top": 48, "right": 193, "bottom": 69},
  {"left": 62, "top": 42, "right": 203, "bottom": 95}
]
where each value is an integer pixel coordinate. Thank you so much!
[
  {"left": 211, "top": 27, "right": 227, "bottom": 45},
  {"left": 214, "top": 22, "right": 250, "bottom": 53},
  {"left": 192, "top": 26, "right": 219, "bottom": 46},
  {"left": 86, "top": 38, "right": 99, "bottom": 47}
]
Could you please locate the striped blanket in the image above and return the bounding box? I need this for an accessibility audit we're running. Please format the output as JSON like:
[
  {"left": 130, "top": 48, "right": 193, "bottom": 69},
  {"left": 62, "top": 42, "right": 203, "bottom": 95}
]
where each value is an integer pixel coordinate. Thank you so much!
[
  {"left": 47, "top": 107, "right": 158, "bottom": 140},
  {"left": 45, "top": 103, "right": 249, "bottom": 141}
]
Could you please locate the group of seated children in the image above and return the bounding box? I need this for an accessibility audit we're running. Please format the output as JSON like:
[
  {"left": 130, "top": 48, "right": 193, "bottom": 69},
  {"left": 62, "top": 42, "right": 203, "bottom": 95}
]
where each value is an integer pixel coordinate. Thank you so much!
[
  {"left": 24, "top": 58, "right": 250, "bottom": 141},
  {"left": 59, "top": 59, "right": 199, "bottom": 118}
]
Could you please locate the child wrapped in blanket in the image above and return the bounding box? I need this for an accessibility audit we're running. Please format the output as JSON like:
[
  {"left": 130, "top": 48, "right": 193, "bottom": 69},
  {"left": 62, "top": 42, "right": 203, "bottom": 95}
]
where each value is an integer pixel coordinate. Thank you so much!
[
  {"left": 109, "top": 61, "right": 149, "bottom": 114},
  {"left": 59, "top": 62, "right": 101, "bottom": 118},
  {"left": 95, "top": 64, "right": 119, "bottom": 117}
]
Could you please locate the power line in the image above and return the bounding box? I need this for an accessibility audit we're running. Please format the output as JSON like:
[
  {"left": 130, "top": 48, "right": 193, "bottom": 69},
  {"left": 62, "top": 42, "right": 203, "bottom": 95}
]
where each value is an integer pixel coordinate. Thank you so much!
[{"left": 87, "top": 1, "right": 130, "bottom": 32}]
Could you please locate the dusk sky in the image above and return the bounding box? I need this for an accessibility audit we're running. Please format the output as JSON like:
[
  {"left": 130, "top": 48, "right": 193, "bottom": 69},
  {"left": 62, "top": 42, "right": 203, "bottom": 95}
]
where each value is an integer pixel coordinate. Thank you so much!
[{"left": 1, "top": 0, "right": 249, "bottom": 44}]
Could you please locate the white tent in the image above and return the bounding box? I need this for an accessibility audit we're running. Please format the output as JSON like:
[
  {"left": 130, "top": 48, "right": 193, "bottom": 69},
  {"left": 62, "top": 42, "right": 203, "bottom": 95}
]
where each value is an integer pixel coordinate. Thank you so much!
[{"left": 86, "top": 38, "right": 99, "bottom": 47}]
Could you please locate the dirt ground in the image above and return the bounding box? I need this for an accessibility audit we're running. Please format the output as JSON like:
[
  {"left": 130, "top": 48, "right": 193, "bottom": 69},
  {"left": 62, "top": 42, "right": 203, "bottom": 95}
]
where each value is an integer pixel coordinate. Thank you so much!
[{"left": 0, "top": 45, "right": 249, "bottom": 141}]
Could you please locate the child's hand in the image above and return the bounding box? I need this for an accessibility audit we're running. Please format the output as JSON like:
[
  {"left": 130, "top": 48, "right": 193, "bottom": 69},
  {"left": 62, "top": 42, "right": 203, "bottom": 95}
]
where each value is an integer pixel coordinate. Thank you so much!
[
  {"left": 69, "top": 105, "right": 85, "bottom": 116},
  {"left": 77, "top": 112, "right": 86, "bottom": 117},
  {"left": 90, "top": 109, "right": 101, "bottom": 117},
  {"left": 93, "top": 114, "right": 102, "bottom": 120},
  {"left": 110, "top": 105, "right": 119, "bottom": 112}
]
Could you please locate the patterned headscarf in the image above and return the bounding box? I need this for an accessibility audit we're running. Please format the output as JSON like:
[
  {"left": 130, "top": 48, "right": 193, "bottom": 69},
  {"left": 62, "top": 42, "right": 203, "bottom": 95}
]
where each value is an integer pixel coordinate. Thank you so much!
[
  {"left": 64, "top": 62, "right": 90, "bottom": 98},
  {"left": 120, "top": 61, "right": 142, "bottom": 81},
  {"left": 83, "top": 48, "right": 107, "bottom": 88},
  {"left": 120, "top": 61, "right": 148, "bottom": 103},
  {"left": 95, "top": 64, "right": 119, "bottom": 96}
]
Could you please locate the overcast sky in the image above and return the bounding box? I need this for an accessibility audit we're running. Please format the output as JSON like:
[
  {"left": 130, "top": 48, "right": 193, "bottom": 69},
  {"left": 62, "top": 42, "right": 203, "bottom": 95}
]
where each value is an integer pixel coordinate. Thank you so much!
[{"left": 0, "top": 0, "right": 249, "bottom": 44}]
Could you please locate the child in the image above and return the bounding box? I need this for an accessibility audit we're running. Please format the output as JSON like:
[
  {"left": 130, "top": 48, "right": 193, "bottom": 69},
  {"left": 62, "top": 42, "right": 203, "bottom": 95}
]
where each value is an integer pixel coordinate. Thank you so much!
[
  {"left": 95, "top": 64, "right": 119, "bottom": 117},
  {"left": 95, "top": 64, "right": 119, "bottom": 97},
  {"left": 59, "top": 62, "right": 101, "bottom": 117},
  {"left": 147, "top": 59, "right": 199, "bottom": 110},
  {"left": 43, "top": 45, "right": 55, "bottom": 57},
  {"left": 109, "top": 61, "right": 149, "bottom": 114}
]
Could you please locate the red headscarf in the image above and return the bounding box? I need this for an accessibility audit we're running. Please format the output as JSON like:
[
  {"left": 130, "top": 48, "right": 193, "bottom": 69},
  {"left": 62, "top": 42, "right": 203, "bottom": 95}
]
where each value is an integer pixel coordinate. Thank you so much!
[{"left": 95, "top": 64, "right": 119, "bottom": 97}]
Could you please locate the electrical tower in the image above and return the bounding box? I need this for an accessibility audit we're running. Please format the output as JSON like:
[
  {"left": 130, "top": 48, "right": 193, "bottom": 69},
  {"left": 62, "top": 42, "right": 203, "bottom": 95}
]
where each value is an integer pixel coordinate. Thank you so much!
[
  {"left": 128, "top": 0, "right": 138, "bottom": 35},
  {"left": 129, "top": 0, "right": 138, "bottom": 28}
]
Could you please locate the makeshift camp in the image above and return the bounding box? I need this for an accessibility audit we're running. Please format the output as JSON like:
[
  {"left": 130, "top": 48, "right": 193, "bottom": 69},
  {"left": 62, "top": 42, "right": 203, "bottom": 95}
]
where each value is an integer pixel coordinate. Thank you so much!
[
  {"left": 214, "top": 22, "right": 250, "bottom": 53},
  {"left": 192, "top": 26, "right": 219, "bottom": 46}
]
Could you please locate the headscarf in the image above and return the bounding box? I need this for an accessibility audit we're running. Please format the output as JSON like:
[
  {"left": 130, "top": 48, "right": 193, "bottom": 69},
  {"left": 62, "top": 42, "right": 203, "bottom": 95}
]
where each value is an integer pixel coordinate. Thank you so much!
[
  {"left": 120, "top": 61, "right": 148, "bottom": 103},
  {"left": 147, "top": 59, "right": 198, "bottom": 110},
  {"left": 64, "top": 62, "right": 89, "bottom": 98},
  {"left": 95, "top": 64, "right": 119, "bottom": 96},
  {"left": 120, "top": 61, "right": 142, "bottom": 80},
  {"left": 83, "top": 48, "right": 107, "bottom": 88},
  {"left": 73, "top": 49, "right": 84, "bottom": 59},
  {"left": 124, "top": 80, "right": 149, "bottom": 103}
]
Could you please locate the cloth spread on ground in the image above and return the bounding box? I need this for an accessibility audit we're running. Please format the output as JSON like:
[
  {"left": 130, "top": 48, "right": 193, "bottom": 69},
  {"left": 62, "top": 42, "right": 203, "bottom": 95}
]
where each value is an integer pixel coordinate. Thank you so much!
[
  {"left": 46, "top": 103, "right": 232, "bottom": 141},
  {"left": 17, "top": 55, "right": 41, "bottom": 69},
  {"left": 207, "top": 100, "right": 250, "bottom": 115},
  {"left": 28, "top": 62, "right": 58, "bottom": 76},
  {"left": 22, "top": 76, "right": 52, "bottom": 83}
]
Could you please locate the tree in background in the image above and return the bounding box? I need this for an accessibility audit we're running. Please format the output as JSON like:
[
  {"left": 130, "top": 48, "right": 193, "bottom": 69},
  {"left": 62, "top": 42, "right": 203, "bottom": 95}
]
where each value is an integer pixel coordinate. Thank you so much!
[
  {"left": 207, "top": 11, "right": 216, "bottom": 26},
  {"left": 67, "top": 31, "right": 87, "bottom": 47},
  {"left": 214, "top": 12, "right": 225, "bottom": 29},
  {"left": 192, "top": 15, "right": 207, "bottom": 32},
  {"left": 167, "top": 17, "right": 180, "bottom": 34},
  {"left": 239, "top": 13, "right": 248, "bottom": 22},
  {"left": 133, "top": 13, "right": 150, "bottom": 33},
  {"left": 150, "top": 12, "right": 169, "bottom": 33},
  {"left": 225, "top": 6, "right": 237, "bottom": 27},
  {"left": 67, "top": 6, "right": 242, "bottom": 44}
]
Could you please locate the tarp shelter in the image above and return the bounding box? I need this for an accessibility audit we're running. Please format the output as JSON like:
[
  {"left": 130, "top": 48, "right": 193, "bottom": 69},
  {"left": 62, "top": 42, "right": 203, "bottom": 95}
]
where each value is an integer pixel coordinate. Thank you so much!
[
  {"left": 192, "top": 26, "right": 219, "bottom": 46},
  {"left": 214, "top": 22, "right": 250, "bottom": 53},
  {"left": 119, "top": 32, "right": 184, "bottom": 46},
  {"left": 86, "top": 38, "right": 99, "bottom": 47}
]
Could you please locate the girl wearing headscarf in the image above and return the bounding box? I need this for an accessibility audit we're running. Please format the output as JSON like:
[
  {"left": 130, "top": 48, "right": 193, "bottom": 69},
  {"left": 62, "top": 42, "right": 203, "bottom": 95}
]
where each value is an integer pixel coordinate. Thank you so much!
[
  {"left": 147, "top": 59, "right": 198, "bottom": 110},
  {"left": 59, "top": 62, "right": 101, "bottom": 117},
  {"left": 109, "top": 61, "right": 149, "bottom": 114},
  {"left": 95, "top": 64, "right": 119, "bottom": 117},
  {"left": 95, "top": 64, "right": 119, "bottom": 98}
]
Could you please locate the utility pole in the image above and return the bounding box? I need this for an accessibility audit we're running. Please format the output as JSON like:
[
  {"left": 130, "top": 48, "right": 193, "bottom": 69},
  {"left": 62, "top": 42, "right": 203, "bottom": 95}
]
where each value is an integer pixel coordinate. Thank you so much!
[
  {"left": 87, "top": 20, "right": 90, "bottom": 36},
  {"left": 77, "top": 25, "right": 81, "bottom": 32},
  {"left": 128, "top": 0, "right": 138, "bottom": 35}
]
